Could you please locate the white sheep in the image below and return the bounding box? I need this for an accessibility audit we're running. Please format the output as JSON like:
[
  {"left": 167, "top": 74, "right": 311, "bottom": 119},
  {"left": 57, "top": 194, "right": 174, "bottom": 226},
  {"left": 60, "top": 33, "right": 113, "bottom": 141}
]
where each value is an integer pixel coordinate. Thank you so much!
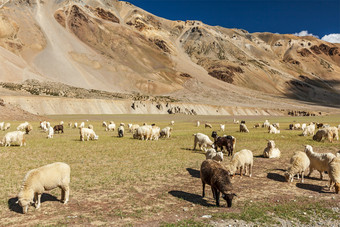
[
  {"left": 263, "top": 140, "right": 281, "bottom": 158},
  {"left": 233, "top": 118, "right": 239, "bottom": 124},
  {"left": 102, "top": 121, "right": 107, "bottom": 128},
  {"left": 73, "top": 122, "right": 78, "bottom": 129},
  {"left": 272, "top": 123, "right": 280, "bottom": 129},
  {"left": 284, "top": 151, "right": 310, "bottom": 183},
  {"left": 80, "top": 128, "right": 98, "bottom": 141},
  {"left": 328, "top": 156, "right": 340, "bottom": 193},
  {"left": 106, "top": 122, "right": 116, "bottom": 132},
  {"left": 239, "top": 123, "right": 249, "bottom": 133},
  {"left": 127, "top": 123, "right": 132, "bottom": 130},
  {"left": 193, "top": 133, "right": 214, "bottom": 151},
  {"left": 0, "top": 122, "right": 4, "bottom": 130},
  {"left": 17, "top": 162, "right": 70, "bottom": 214},
  {"left": 151, "top": 126, "right": 160, "bottom": 140},
  {"left": 268, "top": 124, "right": 280, "bottom": 134},
  {"left": 328, "top": 126, "right": 339, "bottom": 141},
  {"left": 301, "top": 123, "right": 307, "bottom": 131},
  {"left": 3, "top": 122, "right": 10, "bottom": 131},
  {"left": 196, "top": 121, "right": 200, "bottom": 127},
  {"left": 170, "top": 120, "right": 175, "bottom": 125},
  {"left": 226, "top": 149, "right": 253, "bottom": 177},
  {"left": 130, "top": 124, "right": 140, "bottom": 133},
  {"left": 204, "top": 148, "right": 223, "bottom": 162},
  {"left": 293, "top": 123, "right": 301, "bottom": 130},
  {"left": 262, "top": 120, "right": 270, "bottom": 128},
  {"left": 1, "top": 131, "right": 26, "bottom": 147},
  {"left": 302, "top": 124, "right": 315, "bottom": 136},
  {"left": 79, "top": 122, "right": 85, "bottom": 129},
  {"left": 59, "top": 121, "right": 64, "bottom": 125},
  {"left": 47, "top": 126, "right": 54, "bottom": 139},
  {"left": 304, "top": 145, "right": 335, "bottom": 180},
  {"left": 134, "top": 125, "right": 152, "bottom": 140},
  {"left": 220, "top": 124, "right": 225, "bottom": 132},
  {"left": 17, "top": 122, "right": 29, "bottom": 131},
  {"left": 160, "top": 127, "right": 172, "bottom": 138}
]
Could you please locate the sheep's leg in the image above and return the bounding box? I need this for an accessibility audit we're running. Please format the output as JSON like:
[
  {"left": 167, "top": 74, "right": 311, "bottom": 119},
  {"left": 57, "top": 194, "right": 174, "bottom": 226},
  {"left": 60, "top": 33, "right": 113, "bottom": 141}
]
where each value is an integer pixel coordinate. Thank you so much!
[
  {"left": 239, "top": 166, "right": 243, "bottom": 177},
  {"left": 319, "top": 171, "right": 323, "bottom": 180},
  {"left": 249, "top": 164, "right": 252, "bottom": 177},
  {"left": 215, "top": 189, "right": 220, "bottom": 207},
  {"left": 297, "top": 173, "right": 300, "bottom": 180},
  {"left": 211, "top": 187, "right": 216, "bottom": 199},
  {"left": 193, "top": 140, "right": 197, "bottom": 151},
  {"left": 301, "top": 172, "right": 304, "bottom": 183},
  {"left": 202, "top": 182, "right": 205, "bottom": 197},
  {"left": 61, "top": 185, "right": 70, "bottom": 204},
  {"left": 35, "top": 194, "right": 41, "bottom": 209}
]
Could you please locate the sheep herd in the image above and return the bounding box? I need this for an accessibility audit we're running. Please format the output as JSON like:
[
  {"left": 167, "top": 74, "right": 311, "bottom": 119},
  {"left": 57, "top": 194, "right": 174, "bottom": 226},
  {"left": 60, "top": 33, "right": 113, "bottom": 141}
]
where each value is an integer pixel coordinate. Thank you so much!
[{"left": 1, "top": 118, "right": 340, "bottom": 214}]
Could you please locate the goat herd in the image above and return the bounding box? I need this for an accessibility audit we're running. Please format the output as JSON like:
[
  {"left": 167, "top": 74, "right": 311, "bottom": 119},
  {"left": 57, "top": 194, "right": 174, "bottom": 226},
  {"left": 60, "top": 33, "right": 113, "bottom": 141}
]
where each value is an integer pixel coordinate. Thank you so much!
[{"left": 0, "top": 118, "right": 339, "bottom": 213}]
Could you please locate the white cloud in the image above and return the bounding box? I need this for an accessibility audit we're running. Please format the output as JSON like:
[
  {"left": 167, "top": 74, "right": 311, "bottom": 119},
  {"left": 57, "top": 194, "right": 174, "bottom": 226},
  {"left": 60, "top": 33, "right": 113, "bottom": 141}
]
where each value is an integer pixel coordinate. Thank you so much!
[
  {"left": 293, "top": 30, "right": 319, "bottom": 38},
  {"left": 321, "top": 34, "right": 340, "bottom": 43}
]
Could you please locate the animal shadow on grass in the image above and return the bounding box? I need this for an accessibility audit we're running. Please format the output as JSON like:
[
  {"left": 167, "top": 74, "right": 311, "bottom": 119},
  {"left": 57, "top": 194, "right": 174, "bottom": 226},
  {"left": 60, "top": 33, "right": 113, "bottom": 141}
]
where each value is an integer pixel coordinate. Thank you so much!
[
  {"left": 168, "top": 190, "right": 214, "bottom": 207},
  {"left": 296, "top": 183, "right": 332, "bottom": 193},
  {"left": 8, "top": 194, "right": 59, "bottom": 214},
  {"left": 267, "top": 173, "right": 286, "bottom": 182},
  {"left": 186, "top": 168, "right": 200, "bottom": 178}
]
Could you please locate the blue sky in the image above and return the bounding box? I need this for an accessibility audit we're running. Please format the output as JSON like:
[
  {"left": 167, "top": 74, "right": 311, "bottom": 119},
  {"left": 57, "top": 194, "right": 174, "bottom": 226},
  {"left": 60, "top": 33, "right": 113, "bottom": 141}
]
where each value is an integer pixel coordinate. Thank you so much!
[{"left": 127, "top": 0, "right": 340, "bottom": 42}]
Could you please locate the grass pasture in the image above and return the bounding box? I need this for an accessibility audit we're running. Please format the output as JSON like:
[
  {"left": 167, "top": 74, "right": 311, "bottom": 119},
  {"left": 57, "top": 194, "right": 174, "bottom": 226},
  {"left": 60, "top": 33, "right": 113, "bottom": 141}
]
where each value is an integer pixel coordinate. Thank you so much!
[{"left": 0, "top": 114, "right": 339, "bottom": 226}]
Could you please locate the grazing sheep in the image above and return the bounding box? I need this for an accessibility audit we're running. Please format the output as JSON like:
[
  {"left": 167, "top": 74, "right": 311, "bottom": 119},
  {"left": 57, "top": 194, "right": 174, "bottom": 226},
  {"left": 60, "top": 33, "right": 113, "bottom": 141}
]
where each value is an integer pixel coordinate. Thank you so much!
[
  {"left": 17, "top": 122, "right": 29, "bottom": 131},
  {"left": 53, "top": 125, "right": 64, "bottom": 134},
  {"left": 118, "top": 125, "right": 124, "bottom": 137},
  {"left": 239, "top": 123, "right": 249, "bottom": 133},
  {"left": 262, "top": 120, "right": 270, "bottom": 128},
  {"left": 284, "top": 151, "right": 310, "bottom": 183},
  {"left": 88, "top": 124, "right": 94, "bottom": 130},
  {"left": 268, "top": 125, "right": 280, "bottom": 134},
  {"left": 196, "top": 121, "right": 200, "bottom": 127},
  {"left": 313, "top": 129, "right": 332, "bottom": 142},
  {"left": 0, "top": 122, "right": 4, "bottom": 130},
  {"left": 304, "top": 145, "right": 335, "bottom": 180},
  {"left": 253, "top": 123, "right": 260, "bottom": 128},
  {"left": 263, "top": 140, "right": 280, "bottom": 158},
  {"left": 59, "top": 121, "right": 64, "bottom": 125},
  {"left": 73, "top": 122, "right": 78, "bottom": 129},
  {"left": 200, "top": 160, "right": 236, "bottom": 207},
  {"left": 204, "top": 148, "right": 223, "bottom": 162},
  {"left": 205, "top": 123, "right": 212, "bottom": 128},
  {"left": 211, "top": 131, "right": 236, "bottom": 156},
  {"left": 151, "top": 126, "right": 160, "bottom": 140},
  {"left": 130, "top": 124, "right": 139, "bottom": 133},
  {"left": 220, "top": 124, "right": 225, "bottom": 132},
  {"left": 328, "top": 127, "right": 339, "bottom": 141},
  {"left": 80, "top": 128, "right": 98, "bottom": 141},
  {"left": 160, "top": 127, "right": 172, "bottom": 138},
  {"left": 293, "top": 123, "right": 301, "bottom": 130},
  {"left": 17, "top": 162, "right": 70, "bottom": 214},
  {"left": 4, "top": 122, "right": 10, "bottom": 131},
  {"left": 79, "top": 122, "right": 85, "bottom": 128},
  {"left": 302, "top": 124, "right": 315, "bottom": 136},
  {"left": 47, "top": 126, "right": 54, "bottom": 139},
  {"left": 301, "top": 123, "right": 307, "bottom": 131},
  {"left": 272, "top": 123, "right": 280, "bottom": 129},
  {"left": 233, "top": 118, "right": 239, "bottom": 124},
  {"left": 193, "top": 133, "right": 214, "bottom": 151},
  {"left": 328, "top": 156, "right": 340, "bottom": 193},
  {"left": 106, "top": 122, "right": 116, "bottom": 132},
  {"left": 226, "top": 149, "right": 253, "bottom": 177},
  {"left": 170, "top": 120, "right": 175, "bottom": 125},
  {"left": 1, "top": 131, "right": 26, "bottom": 147},
  {"left": 134, "top": 125, "right": 152, "bottom": 140}
]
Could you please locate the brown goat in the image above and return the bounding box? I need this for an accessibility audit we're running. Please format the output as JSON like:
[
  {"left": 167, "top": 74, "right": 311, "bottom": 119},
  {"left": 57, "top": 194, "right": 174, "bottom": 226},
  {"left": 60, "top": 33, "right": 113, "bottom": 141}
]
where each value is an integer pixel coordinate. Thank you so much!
[{"left": 200, "top": 160, "right": 236, "bottom": 207}]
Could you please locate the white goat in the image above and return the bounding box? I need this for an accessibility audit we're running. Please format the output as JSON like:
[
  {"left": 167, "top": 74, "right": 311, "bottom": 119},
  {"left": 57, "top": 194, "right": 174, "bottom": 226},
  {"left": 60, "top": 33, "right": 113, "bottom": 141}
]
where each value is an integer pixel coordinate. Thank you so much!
[
  {"left": 1, "top": 131, "right": 26, "bottom": 147},
  {"left": 106, "top": 122, "right": 116, "bottom": 132},
  {"left": 220, "top": 124, "right": 225, "bottom": 132},
  {"left": 80, "top": 128, "right": 98, "bottom": 141},
  {"left": 193, "top": 133, "right": 214, "bottom": 151},
  {"left": 204, "top": 148, "right": 223, "bottom": 162},
  {"left": 196, "top": 121, "right": 200, "bottom": 127},
  {"left": 302, "top": 124, "right": 315, "bottom": 136},
  {"left": 268, "top": 124, "right": 280, "bottom": 134},
  {"left": 47, "top": 126, "right": 54, "bottom": 139},
  {"left": 304, "top": 145, "right": 335, "bottom": 180},
  {"left": 239, "top": 123, "right": 249, "bottom": 133},
  {"left": 160, "top": 127, "right": 172, "bottom": 138},
  {"left": 17, "top": 162, "right": 70, "bottom": 214}
]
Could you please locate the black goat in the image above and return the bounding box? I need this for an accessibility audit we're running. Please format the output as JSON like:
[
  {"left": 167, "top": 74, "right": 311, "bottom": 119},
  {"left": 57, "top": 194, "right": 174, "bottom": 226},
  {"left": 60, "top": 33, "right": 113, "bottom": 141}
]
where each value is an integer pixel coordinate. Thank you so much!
[{"left": 211, "top": 131, "right": 236, "bottom": 156}]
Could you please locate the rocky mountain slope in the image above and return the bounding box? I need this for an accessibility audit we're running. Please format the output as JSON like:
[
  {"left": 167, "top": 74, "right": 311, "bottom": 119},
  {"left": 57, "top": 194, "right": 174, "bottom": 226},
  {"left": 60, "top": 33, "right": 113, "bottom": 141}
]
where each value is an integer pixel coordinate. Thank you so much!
[{"left": 0, "top": 0, "right": 339, "bottom": 115}]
